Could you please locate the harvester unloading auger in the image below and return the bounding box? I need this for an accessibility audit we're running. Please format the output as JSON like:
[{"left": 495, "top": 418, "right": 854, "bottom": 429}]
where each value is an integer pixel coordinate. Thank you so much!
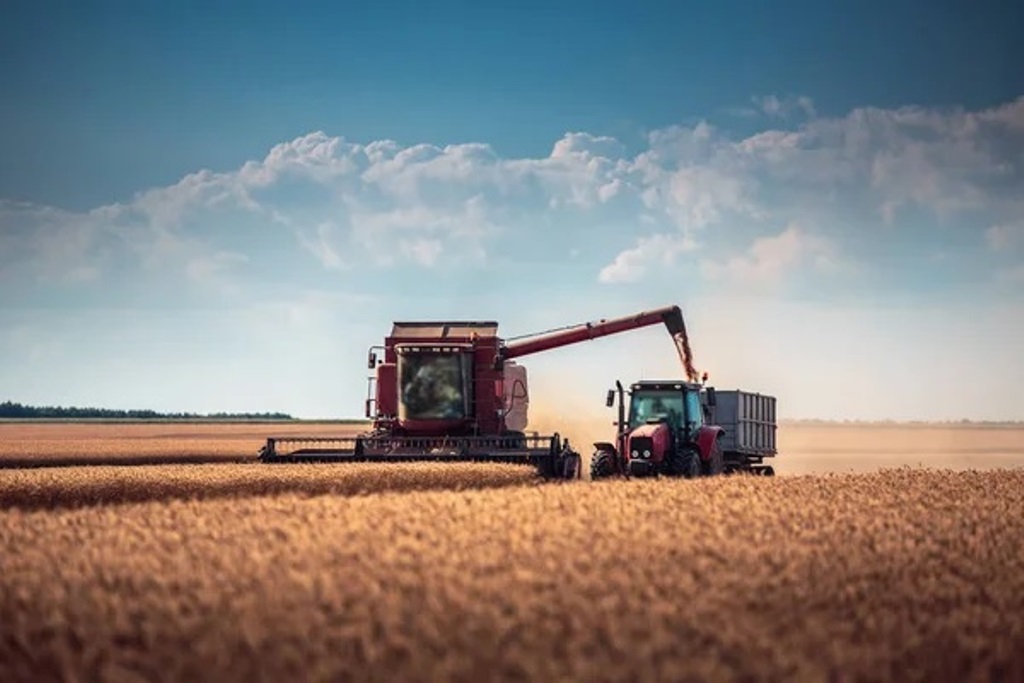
[{"left": 258, "top": 305, "right": 698, "bottom": 479}]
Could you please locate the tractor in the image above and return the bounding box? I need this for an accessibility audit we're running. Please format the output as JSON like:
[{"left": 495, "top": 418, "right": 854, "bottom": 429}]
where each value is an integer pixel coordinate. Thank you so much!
[{"left": 590, "top": 379, "right": 777, "bottom": 478}]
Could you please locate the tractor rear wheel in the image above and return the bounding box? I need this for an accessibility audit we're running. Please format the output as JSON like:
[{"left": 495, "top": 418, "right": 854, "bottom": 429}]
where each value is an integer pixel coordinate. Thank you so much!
[
  {"left": 590, "top": 449, "right": 616, "bottom": 479},
  {"left": 701, "top": 438, "right": 725, "bottom": 476},
  {"left": 666, "top": 446, "right": 701, "bottom": 478}
]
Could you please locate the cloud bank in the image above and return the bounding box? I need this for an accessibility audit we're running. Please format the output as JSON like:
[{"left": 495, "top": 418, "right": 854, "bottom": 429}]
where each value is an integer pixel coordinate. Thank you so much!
[{"left": 2, "top": 95, "right": 1022, "bottom": 304}]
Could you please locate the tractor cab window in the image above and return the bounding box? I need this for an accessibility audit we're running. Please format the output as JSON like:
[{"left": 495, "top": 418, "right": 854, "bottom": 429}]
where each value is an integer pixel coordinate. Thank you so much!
[
  {"left": 684, "top": 389, "right": 704, "bottom": 430},
  {"left": 628, "top": 390, "right": 684, "bottom": 431}
]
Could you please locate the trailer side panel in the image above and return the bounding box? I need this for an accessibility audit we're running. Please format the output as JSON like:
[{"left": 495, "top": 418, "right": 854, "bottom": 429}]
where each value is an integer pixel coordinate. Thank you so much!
[{"left": 712, "top": 390, "right": 777, "bottom": 456}]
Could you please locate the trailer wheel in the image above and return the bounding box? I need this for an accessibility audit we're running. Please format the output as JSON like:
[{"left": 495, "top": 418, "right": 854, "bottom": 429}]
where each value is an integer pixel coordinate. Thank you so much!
[
  {"left": 701, "top": 438, "right": 725, "bottom": 476},
  {"left": 666, "top": 446, "right": 701, "bottom": 479},
  {"left": 590, "top": 450, "right": 615, "bottom": 479}
]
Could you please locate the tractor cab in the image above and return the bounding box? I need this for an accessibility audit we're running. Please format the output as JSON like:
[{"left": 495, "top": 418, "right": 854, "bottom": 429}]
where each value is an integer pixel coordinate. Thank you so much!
[{"left": 626, "top": 381, "right": 707, "bottom": 441}]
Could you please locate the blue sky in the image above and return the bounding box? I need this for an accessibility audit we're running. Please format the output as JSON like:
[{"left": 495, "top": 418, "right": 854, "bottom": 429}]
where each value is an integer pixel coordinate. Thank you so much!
[{"left": 1, "top": 0, "right": 1022, "bottom": 421}]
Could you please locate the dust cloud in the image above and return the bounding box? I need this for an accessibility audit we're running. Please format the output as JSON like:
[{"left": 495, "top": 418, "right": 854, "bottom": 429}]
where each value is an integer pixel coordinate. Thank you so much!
[{"left": 525, "top": 397, "right": 617, "bottom": 472}]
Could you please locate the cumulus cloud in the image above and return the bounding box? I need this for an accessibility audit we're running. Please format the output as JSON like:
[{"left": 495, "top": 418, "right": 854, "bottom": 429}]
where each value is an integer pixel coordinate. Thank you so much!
[
  {"left": 754, "top": 94, "right": 817, "bottom": 119},
  {"left": 701, "top": 224, "right": 839, "bottom": 288},
  {"left": 2, "top": 95, "right": 1023, "bottom": 304},
  {"left": 598, "top": 233, "right": 697, "bottom": 284}
]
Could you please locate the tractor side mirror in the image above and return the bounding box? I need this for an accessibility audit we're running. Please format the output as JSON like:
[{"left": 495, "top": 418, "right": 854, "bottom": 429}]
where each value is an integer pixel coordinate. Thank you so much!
[
  {"left": 706, "top": 387, "right": 717, "bottom": 406},
  {"left": 368, "top": 351, "right": 377, "bottom": 369},
  {"left": 605, "top": 389, "right": 615, "bottom": 408}
]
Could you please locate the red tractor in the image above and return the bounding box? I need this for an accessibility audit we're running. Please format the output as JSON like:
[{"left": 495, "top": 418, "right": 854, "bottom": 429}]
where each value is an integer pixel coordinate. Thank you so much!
[{"left": 590, "top": 379, "right": 777, "bottom": 478}]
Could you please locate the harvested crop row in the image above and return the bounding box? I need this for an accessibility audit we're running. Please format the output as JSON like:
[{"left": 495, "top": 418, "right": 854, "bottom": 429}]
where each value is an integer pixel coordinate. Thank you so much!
[
  {"left": 2, "top": 469, "right": 1023, "bottom": 681},
  {"left": 0, "top": 462, "right": 541, "bottom": 510}
]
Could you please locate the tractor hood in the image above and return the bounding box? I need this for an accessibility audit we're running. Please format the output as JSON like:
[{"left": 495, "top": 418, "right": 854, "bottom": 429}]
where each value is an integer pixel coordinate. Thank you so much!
[{"left": 626, "top": 421, "right": 672, "bottom": 463}]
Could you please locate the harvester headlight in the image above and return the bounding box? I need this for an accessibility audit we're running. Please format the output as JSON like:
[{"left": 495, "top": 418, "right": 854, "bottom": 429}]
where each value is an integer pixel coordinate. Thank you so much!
[{"left": 643, "top": 450, "right": 651, "bottom": 459}]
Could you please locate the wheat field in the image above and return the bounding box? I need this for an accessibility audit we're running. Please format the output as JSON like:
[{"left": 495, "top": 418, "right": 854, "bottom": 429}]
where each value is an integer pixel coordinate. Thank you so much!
[
  {"left": 0, "top": 422, "right": 364, "bottom": 467},
  {"left": 1, "top": 422, "right": 1023, "bottom": 681}
]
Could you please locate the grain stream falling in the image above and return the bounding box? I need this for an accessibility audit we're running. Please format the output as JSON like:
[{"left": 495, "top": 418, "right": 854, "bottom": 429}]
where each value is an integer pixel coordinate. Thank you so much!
[{"left": 2, "top": 468, "right": 1023, "bottom": 682}]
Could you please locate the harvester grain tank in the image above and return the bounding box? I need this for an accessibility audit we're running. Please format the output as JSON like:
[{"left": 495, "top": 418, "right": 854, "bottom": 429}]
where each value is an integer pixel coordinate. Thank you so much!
[
  {"left": 591, "top": 380, "right": 778, "bottom": 478},
  {"left": 259, "top": 305, "right": 696, "bottom": 479}
]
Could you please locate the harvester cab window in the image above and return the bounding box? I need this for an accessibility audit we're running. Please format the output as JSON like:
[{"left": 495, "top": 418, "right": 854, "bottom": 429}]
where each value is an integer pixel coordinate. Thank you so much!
[{"left": 397, "top": 350, "right": 469, "bottom": 421}]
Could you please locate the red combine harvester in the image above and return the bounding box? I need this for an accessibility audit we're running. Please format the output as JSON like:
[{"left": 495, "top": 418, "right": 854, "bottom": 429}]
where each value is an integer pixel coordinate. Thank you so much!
[
  {"left": 259, "top": 304, "right": 698, "bottom": 479},
  {"left": 591, "top": 379, "right": 778, "bottom": 479}
]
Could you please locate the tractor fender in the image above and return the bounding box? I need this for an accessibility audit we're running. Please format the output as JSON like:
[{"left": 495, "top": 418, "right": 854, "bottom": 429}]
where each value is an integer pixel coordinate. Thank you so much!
[
  {"left": 592, "top": 441, "right": 617, "bottom": 453},
  {"left": 695, "top": 426, "right": 724, "bottom": 461}
]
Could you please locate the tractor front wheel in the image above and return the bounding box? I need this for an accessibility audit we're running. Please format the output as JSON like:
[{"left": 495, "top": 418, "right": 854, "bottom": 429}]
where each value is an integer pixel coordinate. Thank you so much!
[
  {"left": 666, "top": 446, "right": 701, "bottom": 478},
  {"left": 590, "top": 449, "right": 616, "bottom": 479}
]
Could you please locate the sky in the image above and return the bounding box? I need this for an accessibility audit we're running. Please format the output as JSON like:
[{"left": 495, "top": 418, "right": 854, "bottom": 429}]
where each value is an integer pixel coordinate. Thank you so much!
[{"left": 1, "top": 0, "right": 1022, "bottom": 422}]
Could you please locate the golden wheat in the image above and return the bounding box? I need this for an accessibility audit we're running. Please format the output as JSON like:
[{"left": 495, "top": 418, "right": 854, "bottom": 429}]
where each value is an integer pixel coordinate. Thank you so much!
[
  {"left": 1, "top": 468, "right": 1022, "bottom": 682},
  {"left": 0, "top": 422, "right": 363, "bottom": 466},
  {"left": 0, "top": 462, "right": 540, "bottom": 510}
]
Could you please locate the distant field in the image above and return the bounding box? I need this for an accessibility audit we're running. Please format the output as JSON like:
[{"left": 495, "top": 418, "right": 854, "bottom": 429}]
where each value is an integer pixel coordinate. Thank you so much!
[
  {"left": 0, "top": 421, "right": 365, "bottom": 467},
  {"left": 776, "top": 423, "right": 1024, "bottom": 474},
  {"left": 1, "top": 468, "right": 1022, "bottom": 681},
  {"left": 3, "top": 420, "right": 1023, "bottom": 474}
]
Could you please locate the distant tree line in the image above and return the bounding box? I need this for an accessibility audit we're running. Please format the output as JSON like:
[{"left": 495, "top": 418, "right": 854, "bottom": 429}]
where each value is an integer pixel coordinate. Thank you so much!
[{"left": 0, "top": 401, "right": 293, "bottom": 420}]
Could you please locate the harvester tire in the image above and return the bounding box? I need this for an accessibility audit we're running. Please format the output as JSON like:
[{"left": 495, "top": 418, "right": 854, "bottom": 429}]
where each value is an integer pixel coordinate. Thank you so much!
[
  {"left": 536, "top": 450, "right": 581, "bottom": 480},
  {"left": 666, "top": 447, "right": 701, "bottom": 479},
  {"left": 701, "top": 438, "right": 725, "bottom": 476},
  {"left": 590, "top": 450, "right": 616, "bottom": 479}
]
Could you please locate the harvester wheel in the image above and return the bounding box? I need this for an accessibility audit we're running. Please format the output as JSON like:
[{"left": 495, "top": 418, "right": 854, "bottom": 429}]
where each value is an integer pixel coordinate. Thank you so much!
[
  {"left": 590, "top": 450, "right": 616, "bottom": 479},
  {"left": 666, "top": 446, "right": 701, "bottom": 479},
  {"left": 536, "top": 447, "right": 581, "bottom": 480},
  {"left": 701, "top": 438, "right": 725, "bottom": 476}
]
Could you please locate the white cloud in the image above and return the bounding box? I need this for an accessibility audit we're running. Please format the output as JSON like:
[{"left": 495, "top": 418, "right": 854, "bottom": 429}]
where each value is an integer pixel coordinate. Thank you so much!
[
  {"left": 598, "top": 233, "right": 697, "bottom": 283},
  {"left": 754, "top": 94, "right": 817, "bottom": 119},
  {"left": 701, "top": 224, "right": 838, "bottom": 287},
  {"left": 186, "top": 250, "right": 250, "bottom": 285},
  {"left": 400, "top": 238, "right": 444, "bottom": 267},
  {"left": 296, "top": 221, "right": 347, "bottom": 270},
  {"left": 2, "top": 95, "right": 1023, "bottom": 304}
]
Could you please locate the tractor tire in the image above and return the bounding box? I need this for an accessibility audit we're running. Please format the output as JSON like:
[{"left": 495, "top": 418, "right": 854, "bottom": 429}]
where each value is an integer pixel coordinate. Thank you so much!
[
  {"left": 701, "top": 437, "right": 725, "bottom": 476},
  {"left": 590, "top": 450, "right": 616, "bottom": 479},
  {"left": 666, "top": 446, "right": 701, "bottom": 479}
]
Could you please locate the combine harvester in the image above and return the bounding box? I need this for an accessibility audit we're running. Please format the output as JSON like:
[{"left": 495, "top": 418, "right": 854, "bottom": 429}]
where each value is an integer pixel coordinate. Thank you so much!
[{"left": 259, "top": 305, "right": 705, "bottom": 479}]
